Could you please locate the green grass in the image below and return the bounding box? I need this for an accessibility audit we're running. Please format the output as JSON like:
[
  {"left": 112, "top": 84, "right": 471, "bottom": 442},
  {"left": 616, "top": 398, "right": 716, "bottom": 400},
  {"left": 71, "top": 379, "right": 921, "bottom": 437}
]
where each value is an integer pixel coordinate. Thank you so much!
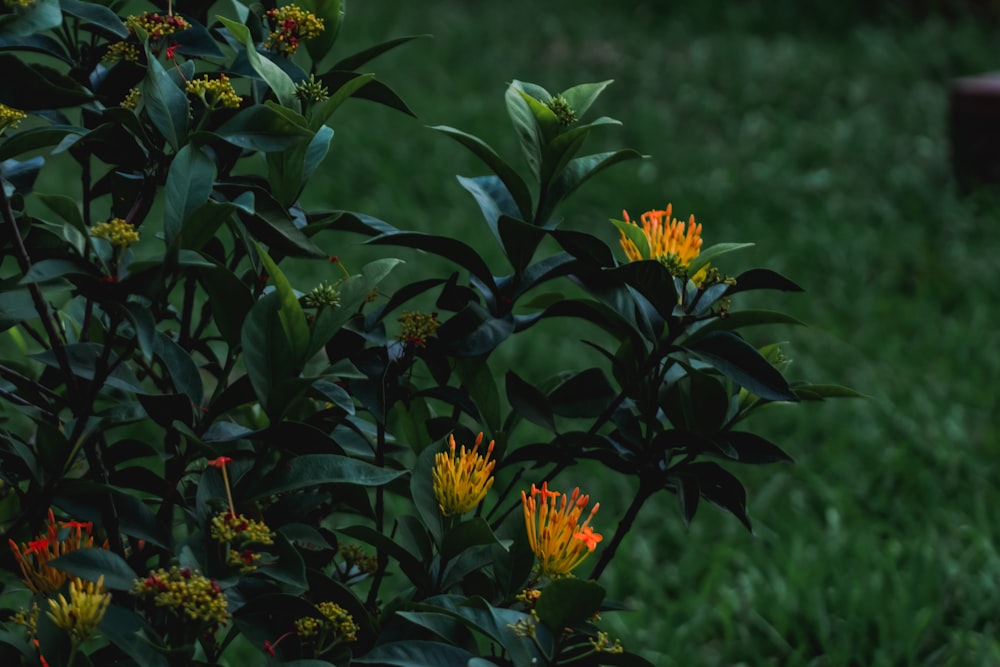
[{"left": 306, "top": 2, "right": 1000, "bottom": 664}]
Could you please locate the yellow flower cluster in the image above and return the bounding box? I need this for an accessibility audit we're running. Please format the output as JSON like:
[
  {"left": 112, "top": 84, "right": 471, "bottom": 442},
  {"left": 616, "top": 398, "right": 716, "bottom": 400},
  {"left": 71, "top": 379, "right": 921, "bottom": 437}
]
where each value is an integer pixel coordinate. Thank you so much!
[
  {"left": 103, "top": 41, "right": 140, "bottom": 64},
  {"left": 122, "top": 87, "right": 142, "bottom": 110},
  {"left": 589, "top": 630, "right": 624, "bottom": 654},
  {"left": 47, "top": 576, "right": 112, "bottom": 644},
  {"left": 521, "top": 482, "right": 602, "bottom": 578},
  {"left": 398, "top": 310, "right": 440, "bottom": 348},
  {"left": 618, "top": 203, "right": 705, "bottom": 281},
  {"left": 295, "top": 601, "right": 359, "bottom": 642},
  {"left": 126, "top": 12, "right": 189, "bottom": 41},
  {"left": 432, "top": 432, "right": 496, "bottom": 517},
  {"left": 210, "top": 511, "right": 274, "bottom": 544},
  {"left": 8, "top": 510, "right": 107, "bottom": 595},
  {"left": 186, "top": 74, "right": 242, "bottom": 110},
  {"left": 10, "top": 602, "right": 38, "bottom": 635},
  {"left": 264, "top": 4, "right": 325, "bottom": 55},
  {"left": 132, "top": 566, "right": 230, "bottom": 625},
  {"left": 91, "top": 218, "right": 140, "bottom": 248},
  {"left": 339, "top": 544, "right": 378, "bottom": 575},
  {"left": 0, "top": 103, "right": 27, "bottom": 133}
]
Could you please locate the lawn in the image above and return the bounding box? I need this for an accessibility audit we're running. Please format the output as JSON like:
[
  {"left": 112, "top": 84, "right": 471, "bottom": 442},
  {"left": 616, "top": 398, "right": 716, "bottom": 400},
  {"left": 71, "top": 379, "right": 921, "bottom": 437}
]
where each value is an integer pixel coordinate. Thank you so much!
[{"left": 304, "top": 2, "right": 1000, "bottom": 664}]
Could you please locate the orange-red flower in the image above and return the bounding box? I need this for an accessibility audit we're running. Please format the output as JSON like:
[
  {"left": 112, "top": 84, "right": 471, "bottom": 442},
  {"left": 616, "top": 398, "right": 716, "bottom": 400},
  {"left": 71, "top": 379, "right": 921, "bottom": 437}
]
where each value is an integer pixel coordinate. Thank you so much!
[
  {"left": 521, "top": 482, "right": 601, "bottom": 577},
  {"left": 8, "top": 510, "right": 107, "bottom": 594}
]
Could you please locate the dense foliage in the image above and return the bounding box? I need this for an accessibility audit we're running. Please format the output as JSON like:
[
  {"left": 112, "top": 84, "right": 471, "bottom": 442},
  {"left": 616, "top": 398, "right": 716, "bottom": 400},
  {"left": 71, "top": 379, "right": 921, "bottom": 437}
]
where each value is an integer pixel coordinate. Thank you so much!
[{"left": 0, "top": 1, "right": 849, "bottom": 665}]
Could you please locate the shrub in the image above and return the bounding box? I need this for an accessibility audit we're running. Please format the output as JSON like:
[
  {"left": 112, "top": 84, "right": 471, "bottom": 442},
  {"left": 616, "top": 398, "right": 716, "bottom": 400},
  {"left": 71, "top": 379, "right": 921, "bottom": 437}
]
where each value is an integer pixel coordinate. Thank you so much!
[{"left": 0, "top": 1, "right": 852, "bottom": 665}]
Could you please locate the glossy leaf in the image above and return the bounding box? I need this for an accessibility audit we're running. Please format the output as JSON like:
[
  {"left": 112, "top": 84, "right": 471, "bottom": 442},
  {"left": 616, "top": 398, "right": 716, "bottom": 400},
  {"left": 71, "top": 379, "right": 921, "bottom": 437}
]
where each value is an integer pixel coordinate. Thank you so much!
[
  {"left": 353, "top": 640, "right": 475, "bottom": 666},
  {"left": 684, "top": 461, "right": 752, "bottom": 531},
  {"left": 727, "top": 267, "right": 804, "bottom": 294},
  {"left": 433, "top": 126, "right": 532, "bottom": 219},
  {"left": 367, "top": 231, "right": 496, "bottom": 293},
  {"left": 0, "top": 55, "right": 92, "bottom": 109},
  {"left": 559, "top": 80, "right": 614, "bottom": 119},
  {"left": 302, "top": 0, "right": 344, "bottom": 65},
  {"left": 141, "top": 44, "right": 188, "bottom": 151},
  {"left": 0, "top": 0, "right": 60, "bottom": 37},
  {"left": 535, "top": 577, "right": 606, "bottom": 631},
  {"left": 59, "top": 0, "right": 128, "bottom": 38},
  {"left": 164, "top": 144, "right": 215, "bottom": 246},
  {"left": 538, "top": 149, "right": 644, "bottom": 225},
  {"left": 686, "top": 331, "right": 796, "bottom": 402},
  {"left": 257, "top": 244, "right": 310, "bottom": 363},
  {"left": 219, "top": 16, "right": 299, "bottom": 110},
  {"left": 215, "top": 104, "right": 313, "bottom": 152},
  {"left": 249, "top": 454, "right": 407, "bottom": 499},
  {"left": 48, "top": 547, "right": 139, "bottom": 590},
  {"left": 506, "top": 370, "right": 554, "bottom": 431},
  {"left": 687, "top": 242, "right": 755, "bottom": 275}
]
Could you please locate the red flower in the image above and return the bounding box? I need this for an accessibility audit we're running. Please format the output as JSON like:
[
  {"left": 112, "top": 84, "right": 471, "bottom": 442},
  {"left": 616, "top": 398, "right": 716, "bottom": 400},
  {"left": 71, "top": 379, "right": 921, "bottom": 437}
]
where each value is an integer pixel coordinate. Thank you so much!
[
  {"left": 165, "top": 41, "right": 179, "bottom": 60},
  {"left": 264, "top": 640, "right": 275, "bottom": 656},
  {"left": 208, "top": 456, "right": 233, "bottom": 468}
]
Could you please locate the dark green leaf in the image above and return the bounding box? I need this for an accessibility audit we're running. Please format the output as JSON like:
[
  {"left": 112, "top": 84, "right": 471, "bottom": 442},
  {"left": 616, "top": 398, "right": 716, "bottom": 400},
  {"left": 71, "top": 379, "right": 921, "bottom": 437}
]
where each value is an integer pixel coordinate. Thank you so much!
[
  {"left": 302, "top": 0, "right": 344, "bottom": 65},
  {"left": 142, "top": 44, "right": 188, "bottom": 151},
  {"left": 433, "top": 126, "right": 532, "bottom": 219},
  {"left": 332, "top": 34, "right": 427, "bottom": 71},
  {"left": 219, "top": 16, "right": 298, "bottom": 110},
  {"left": 684, "top": 461, "right": 752, "bottom": 531},
  {"left": 498, "top": 214, "right": 545, "bottom": 274},
  {"left": 687, "top": 242, "right": 755, "bottom": 275},
  {"left": 535, "top": 578, "right": 606, "bottom": 631},
  {"left": 309, "top": 71, "right": 373, "bottom": 129},
  {"left": 717, "top": 431, "right": 794, "bottom": 464},
  {"left": 558, "top": 80, "right": 614, "bottom": 119},
  {"left": 31, "top": 343, "right": 148, "bottom": 394},
  {"left": 197, "top": 262, "right": 253, "bottom": 347},
  {"left": 0, "top": 0, "right": 60, "bottom": 37},
  {"left": 257, "top": 243, "right": 310, "bottom": 363},
  {"left": 441, "top": 518, "right": 503, "bottom": 560},
  {"left": 548, "top": 368, "right": 616, "bottom": 418},
  {"left": 60, "top": 0, "right": 128, "bottom": 38},
  {"left": 241, "top": 290, "right": 299, "bottom": 415},
  {"left": 48, "top": 548, "right": 139, "bottom": 590},
  {"left": 249, "top": 454, "right": 407, "bottom": 499},
  {"left": 0, "top": 55, "right": 92, "bottom": 109},
  {"left": 538, "top": 149, "right": 644, "bottom": 225},
  {"left": 99, "top": 607, "right": 168, "bottom": 667},
  {"left": 353, "top": 640, "right": 475, "bottom": 666},
  {"left": 0, "top": 125, "right": 84, "bottom": 160},
  {"left": 686, "top": 331, "right": 796, "bottom": 402},
  {"left": 792, "top": 383, "right": 866, "bottom": 400},
  {"left": 367, "top": 231, "right": 496, "bottom": 292},
  {"left": 164, "top": 144, "right": 215, "bottom": 246},
  {"left": 506, "top": 370, "right": 554, "bottom": 431},
  {"left": 727, "top": 267, "right": 804, "bottom": 294},
  {"left": 411, "top": 443, "right": 444, "bottom": 546},
  {"left": 215, "top": 104, "right": 313, "bottom": 152},
  {"left": 153, "top": 332, "right": 203, "bottom": 405},
  {"left": 19, "top": 258, "right": 91, "bottom": 283},
  {"left": 0, "top": 33, "right": 70, "bottom": 63}
]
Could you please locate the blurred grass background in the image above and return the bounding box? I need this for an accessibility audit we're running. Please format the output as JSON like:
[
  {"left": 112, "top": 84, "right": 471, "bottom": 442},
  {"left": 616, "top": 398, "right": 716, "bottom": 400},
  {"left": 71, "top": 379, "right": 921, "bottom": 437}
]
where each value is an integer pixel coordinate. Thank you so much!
[{"left": 302, "top": 1, "right": 1000, "bottom": 664}]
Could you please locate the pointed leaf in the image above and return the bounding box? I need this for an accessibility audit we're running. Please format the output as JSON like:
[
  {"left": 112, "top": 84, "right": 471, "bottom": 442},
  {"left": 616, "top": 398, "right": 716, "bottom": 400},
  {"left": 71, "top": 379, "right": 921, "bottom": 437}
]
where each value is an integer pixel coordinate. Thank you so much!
[
  {"left": 433, "top": 125, "right": 531, "bottom": 219},
  {"left": 332, "top": 35, "right": 427, "bottom": 70},
  {"left": 687, "top": 242, "right": 755, "bottom": 274},
  {"left": 218, "top": 16, "right": 298, "bottom": 109},
  {"left": 686, "top": 331, "right": 796, "bottom": 402},
  {"left": 164, "top": 144, "right": 215, "bottom": 245},
  {"left": 48, "top": 548, "right": 139, "bottom": 591},
  {"left": 249, "top": 454, "right": 407, "bottom": 499},
  {"left": 558, "top": 80, "right": 614, "bottom": 119}
]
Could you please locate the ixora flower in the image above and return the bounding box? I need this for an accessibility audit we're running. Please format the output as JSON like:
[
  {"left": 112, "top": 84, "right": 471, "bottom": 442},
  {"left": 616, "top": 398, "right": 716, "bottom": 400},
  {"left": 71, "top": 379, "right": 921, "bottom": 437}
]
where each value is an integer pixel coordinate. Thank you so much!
[
  {"left": 398, "top": 310, "right": 440, "bottom": 348},
  {"left": 8, "top": 509, "right": 109, "bottom": 595},
  {"left": 521, "top": 482, "right": 602, "bottom": 577},
  {"left": 186, "top": 74, "right": 242, "bottom": 110},
  {"left": 131, "top": 566, "right": 230, "bottom": 625},
  {"left": 432, "top": 432, "right": 496, "bottom": 516},
  {"left": 47, "top": 576, "right": 111, "bottom": 644},
  {"left": 294, "top": 601, "right": 359, "bottom": 643},
  {"left": 90, "top": 218, "right": 139, "bottom": 248},
  {"left": 0, "top": 103, "right": 27, "bottom": 134},
  {"left": 264, "top": 4, "right": 325, "bottom": 56},
  {"left": 615, "top": 203, "right": 707, "bottom": 283}
]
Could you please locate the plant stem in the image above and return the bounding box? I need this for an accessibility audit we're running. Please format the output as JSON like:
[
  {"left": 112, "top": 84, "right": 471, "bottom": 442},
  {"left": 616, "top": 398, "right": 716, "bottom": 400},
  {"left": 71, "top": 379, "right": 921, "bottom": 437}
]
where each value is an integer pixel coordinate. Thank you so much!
[
  {"left": 366, "top": 420, "right": 388, "bottom": 609},
  {"left": 588, "top": 477, "right": 655, "bottom": 581}
]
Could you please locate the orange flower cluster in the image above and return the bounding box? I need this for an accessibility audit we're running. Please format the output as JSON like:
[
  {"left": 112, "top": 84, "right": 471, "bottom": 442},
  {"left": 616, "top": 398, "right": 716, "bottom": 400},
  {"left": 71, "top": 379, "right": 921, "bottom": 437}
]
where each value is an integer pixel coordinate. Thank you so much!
[
  {"left": 521, "top": 482, "right": 602, "bottom": 577},
  {"left": 9, "top": 509, "right": 108, "bottom": 594},
  {"left": 618, "top": 203, "right": 706, "bottom": 282}
]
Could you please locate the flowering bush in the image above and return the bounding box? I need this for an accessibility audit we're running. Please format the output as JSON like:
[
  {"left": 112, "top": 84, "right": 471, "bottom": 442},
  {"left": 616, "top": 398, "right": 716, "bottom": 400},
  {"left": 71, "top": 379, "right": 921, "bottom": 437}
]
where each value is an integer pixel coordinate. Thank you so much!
[{"left": 0, "top": 1, "right": 853, "bottom": 665}]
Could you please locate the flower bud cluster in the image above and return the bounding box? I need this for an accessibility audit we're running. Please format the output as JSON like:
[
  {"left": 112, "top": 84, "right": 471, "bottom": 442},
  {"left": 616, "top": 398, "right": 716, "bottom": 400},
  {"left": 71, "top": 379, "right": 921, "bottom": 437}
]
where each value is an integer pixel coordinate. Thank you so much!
[
  {"left": 264, "top": 5, "right": 325, "bottom": 56},
  {"left": 132, "top": 566, "right": 229, "bottom": 625},
  {"left": 186, "top": 74, "right": 242, "bottom": 110},
  {"left": 91, "top": 218, "right": 140, "bottom": 248},
  {"left": 126, "top": 13, "right": 189, "bottom": 41}
]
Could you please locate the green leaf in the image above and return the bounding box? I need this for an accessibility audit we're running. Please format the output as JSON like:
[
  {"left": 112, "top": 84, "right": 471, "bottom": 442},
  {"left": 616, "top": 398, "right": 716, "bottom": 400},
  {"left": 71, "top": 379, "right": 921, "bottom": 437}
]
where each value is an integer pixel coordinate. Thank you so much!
[
  {"left": 367, "top": 231, "right": 496, "bottom": 293},
  {"left": 687, "top": 242, "right": 755, "bottom": 274},
  {"left": 683, "top": 309, "right": 805, "bottom": 344},
  {"left": 441, "top": 518, "right": 503, "bottom": 560},
  {"left": 717, "top": 431, "right": 794, "bottom": 464},
  {"left": 249, "top": 454, "right": 407, "bottom": 499},
  {"left": 99, "top": 607, "right": 168, "bottom": 667},
  {"left": 218, "top": 16, "right": 298, "bottom": 110},
  {"left": 538, "top": 149, "right": 644, "bottom": 225},
  {"left": 506, "top": 370, "right": 554, "bottom": 431},
  {"left": 683, "top": 461, "right": 752, "bottom": 531},
  {"left": 48, "top": 548, "right": 139, "bottom": 590},
  {"left": 19, "top": 258, "right": 91, "bottom": 283},
  {"left": 506, "top": 81, "right": 543, "bottom": 180},
  {"left": 164, "top": 144, "right": 216, "bottom": 246},
  {"left": 411, "top": 443, "right": 444, "bottom": 546},
  {"left": 307, "top": 257, "right": 403, "bottom": 358},
  {"left": 792, "top": 383, "right": 866, "bottom": 400},
  {"left": 215, "top": 104, "right": 313, "bottom": 152},
  {"left": 31, "top": 343, "right": 148, "bottom": 394},
  {"left": 310, "top": 72, "right": 373, "bottom": 129},
  {"left": 534, "top": 578, "right": 606, "bottom": 631},
  {"left": 302, "top": 0, "right": 344, "bottom": 65},
  {"left": 609, "top": 217, "right": 651, "bottom": 261},
  {"left": 142, "top": 43, "right": 188, "bottom": 151},
  {"left": 454, "top": 358, "right": 501, "bottom": 433},
  {"left": 0, "top": 55, "right": 92, "bottom": 110},
  {"left": 728, "top": 267, "right": 803, "bottom": 293},
  {"left": 241, "top": 290, "right": 299, "bottom": 416},
  {"left": 264, "top": 122, "right": 331, "bottom": 207},
  {"left": 432, "top": 126, "right": 532, "bottom": 219},
  {"left": 59, "top": 0, "right": 128, "bottom": 38},
  {"left": 0, "top": 0, "right": 60, "bottom": 37},
  {"left": 256, "top": 244, "right": 310, "bottom": 363},
  {"left": 331, "top": 34, "right": 427, "bottom": 71},
  {"left": 352, "top": 640, "right": 475, "bottom": 666},
  {"left": 0, "top": 125, "right": 85, "bottom": 160},
  {"left": 547, "top": 368, "right": 616, "bottom": 418},
  {"left": 686, "top": 331, "right": 796, "bottom": 402},
  {"left": 498, "top": 214, "right": 545, "bottom": 274},
  {"left": 559, "top": 80, "right": 614, "bottom": 119},
  {"left": 154, "top": 332, "right": 203, "bottom": 406},
  {"left": 337, "top": 524, "right": 429, "bottom": 590}
]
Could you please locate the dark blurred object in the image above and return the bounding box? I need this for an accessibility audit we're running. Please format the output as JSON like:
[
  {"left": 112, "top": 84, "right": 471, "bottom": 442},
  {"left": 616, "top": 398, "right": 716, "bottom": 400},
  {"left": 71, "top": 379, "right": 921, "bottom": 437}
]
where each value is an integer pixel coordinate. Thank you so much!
[{"left": 950, "top": 74, "right": 1000, "bottom": 191}]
